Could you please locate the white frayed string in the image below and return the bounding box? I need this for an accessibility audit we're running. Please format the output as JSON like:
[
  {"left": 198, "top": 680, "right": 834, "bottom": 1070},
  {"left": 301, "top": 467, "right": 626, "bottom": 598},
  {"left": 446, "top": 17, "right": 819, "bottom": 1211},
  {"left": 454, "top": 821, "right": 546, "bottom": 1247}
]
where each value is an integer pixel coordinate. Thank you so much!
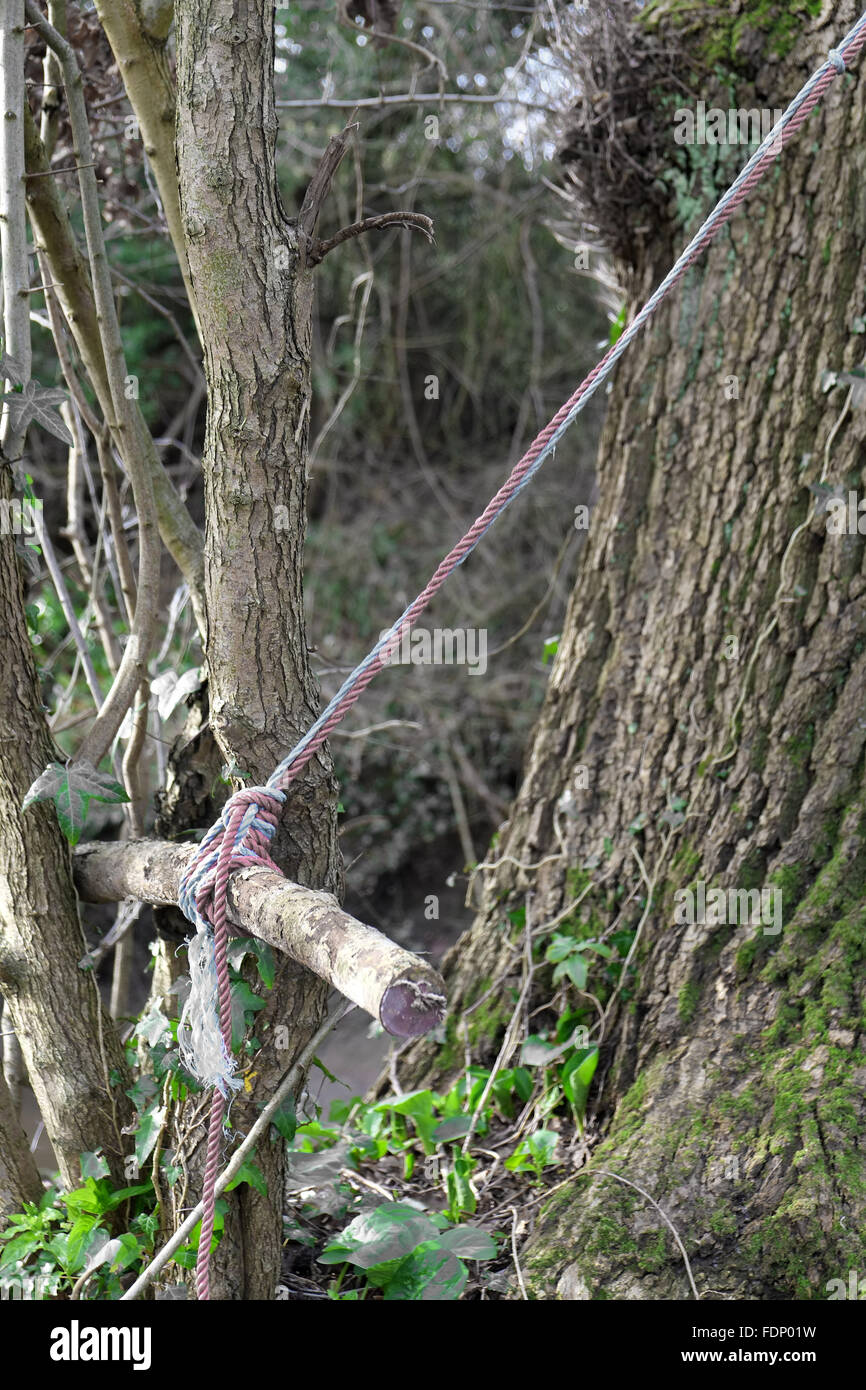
[{"left": 178, "top": 931, "right": 242, "bottom": 1096}]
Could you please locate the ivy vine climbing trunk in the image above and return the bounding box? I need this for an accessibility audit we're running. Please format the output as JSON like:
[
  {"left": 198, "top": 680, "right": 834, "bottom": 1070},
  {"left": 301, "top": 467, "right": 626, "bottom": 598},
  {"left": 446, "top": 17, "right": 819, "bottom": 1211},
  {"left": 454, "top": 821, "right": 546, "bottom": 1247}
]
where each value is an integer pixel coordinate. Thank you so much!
[
  {"left": 173, "top": 0, "right": 342, "bottom": 1299},
  {"left": 407, "top": 1, "right": 866, "bottom": 1299}
]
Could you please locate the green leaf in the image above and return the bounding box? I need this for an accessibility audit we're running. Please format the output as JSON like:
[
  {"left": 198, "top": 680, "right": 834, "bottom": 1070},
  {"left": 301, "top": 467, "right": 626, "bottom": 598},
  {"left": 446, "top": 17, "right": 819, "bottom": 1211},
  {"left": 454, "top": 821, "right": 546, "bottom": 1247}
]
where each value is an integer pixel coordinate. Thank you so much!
[
  {"left": 318, "top": 1203, "right": 439, "bottom": 1270},
  {"left": 134, "top": 1099, "right": 166, "bottom": 1167},
  {"left": 445, "top": 1156, "right": 477, "bottom": 1219},
  {"left": 583, "top": 939, "right": 615, "bottom": 959},
  {"left": 561, "top": 1047, "right": 599, "bottom": 1116},
  {"left": 379, "top": 1090, "right": 438, "bottom": 1153},
  {"left": 79, "top": 1151, "right": 110, "bottom": 1181},
  {"left": 269, "top": 1094, "right": 297, "bottom": 1143},
  {"left": 383, "top": 1244, "right": 468, "bottom": 1301},
  {"left": 553, "top": 953, "right": 588, "bottom": 990},
  {"left": 513, "top": 1066, "right": 533, "bottom": 1102},
  {"left": 505, "top": 1128, "right": 559, "bottom": 1174},
  {"left": 433, "top": 1115, "right": 472, "bottom": 1142},
  {"left": 609, "top": 302, "right": 627, "bottom": 345},
  {"left": 384, "top": 1088, "right": 434, "bottom": 1118},
  {"left": 436, "top": 1225, "right": 497, "bottom": 1260},
  {"left": 224, "top": 1159, "right": 268, "bottom": 1196},
  {"left": 227, "top": 937, "right": 275, "bottom": 990},
  {"left": 23, "top": 760, "right": 128, "bottom": 846},
  {"left": 104, "top": 1182, "right": 153, "bottom": 1211},
  {"left": 66, "top": 1219, "right": 108, "bottom": 1273},
  {"left": 285, "top": 1138, "right": 356, "bottom": 1191},
  {"left": 0, "top": 349, "right": 27, "bottom": 385},
  {"left": 230, "top": 979, "right": 266, "bottom": 1014},
  {"left": 0, "top": 1231, "right": 44, "bottom": 1267},
  {"left": 230, "top": 978, "right": 266, "bottom": 1049},
  {"left": 545, "top": 932, "right": 580, "bottom": 964}
]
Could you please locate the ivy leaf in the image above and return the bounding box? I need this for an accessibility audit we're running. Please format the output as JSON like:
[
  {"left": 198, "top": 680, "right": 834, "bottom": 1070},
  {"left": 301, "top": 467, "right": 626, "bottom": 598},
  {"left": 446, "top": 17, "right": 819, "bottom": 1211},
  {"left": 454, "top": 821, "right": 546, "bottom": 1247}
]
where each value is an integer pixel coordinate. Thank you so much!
[
  {"left": 436, "top": 1225, "right": 497, "bottom": 1260},
  {"left": 23, "top": 760, "right": 129, "bottom": 846},
  {"left": 224, "top": 1159, "right": 268, "bottom": 1196},
  {"left": 230, "top": 978, "right": 266, "bottom": 1050},
  {"left": 268, "top": 1094, "right": 297, "bottom": 1143},
  {"left": 1, "top": 380, "right": 73, "bottom": 444},
  {"left": 228, "top": 937, "right": 275, "bottom": 990},
  {"left": 383, "top": 1244, "right": 468, "bottom": 1300},
  {"left": 79, "top": 1151, "right": 110, "bottom": 1181},
  {"left": 318, "top": 1203, "right": 439, "bottom": 1270},
  {"left": 134, "top": 1100, "right": 166, "bottom": 1167},
  {"left": 0, "top": 349, "right": 27, "bottom": 385}
]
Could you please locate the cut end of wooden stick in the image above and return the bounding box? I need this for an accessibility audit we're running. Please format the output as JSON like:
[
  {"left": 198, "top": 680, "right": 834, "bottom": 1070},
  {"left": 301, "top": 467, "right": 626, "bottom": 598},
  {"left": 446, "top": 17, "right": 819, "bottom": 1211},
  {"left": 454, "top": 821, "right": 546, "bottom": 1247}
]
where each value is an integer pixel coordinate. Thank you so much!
[{"left": 380, "top": 975, "right": 446, "bottom": 1038}]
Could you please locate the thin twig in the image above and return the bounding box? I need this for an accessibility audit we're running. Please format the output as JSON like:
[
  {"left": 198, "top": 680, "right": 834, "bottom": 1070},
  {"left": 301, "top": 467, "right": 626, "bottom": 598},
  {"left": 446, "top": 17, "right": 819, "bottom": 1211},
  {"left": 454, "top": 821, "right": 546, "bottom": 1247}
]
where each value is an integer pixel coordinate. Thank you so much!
[
  {"left": 509, "top": 1206, "right": 529, "bottom": 1300},
  {"left": 591, "top": 1168, "right": 700, "bottom": 1300},
  {"left": 276, "top": 92, "right": 552, "bottom": 111}
]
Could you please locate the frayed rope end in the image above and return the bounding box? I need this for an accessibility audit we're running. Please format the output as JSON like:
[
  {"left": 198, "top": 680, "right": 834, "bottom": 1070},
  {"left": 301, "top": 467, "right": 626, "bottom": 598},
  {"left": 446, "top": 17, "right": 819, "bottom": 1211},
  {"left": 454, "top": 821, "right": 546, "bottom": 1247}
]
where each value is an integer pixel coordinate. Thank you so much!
[{"left": 178, "top": 931, "right": 243, "bottom": 1095}]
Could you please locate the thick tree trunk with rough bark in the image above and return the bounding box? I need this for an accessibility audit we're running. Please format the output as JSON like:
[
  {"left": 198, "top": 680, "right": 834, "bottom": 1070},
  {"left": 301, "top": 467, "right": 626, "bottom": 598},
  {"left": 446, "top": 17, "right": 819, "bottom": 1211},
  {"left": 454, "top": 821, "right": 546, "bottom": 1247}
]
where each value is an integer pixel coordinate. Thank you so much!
[
  {"left": 171, "top": 0, "right": 342, "bottom": 1299},
  {"left": 405, "top": 1, "right": 866, "bottom": 1300}
]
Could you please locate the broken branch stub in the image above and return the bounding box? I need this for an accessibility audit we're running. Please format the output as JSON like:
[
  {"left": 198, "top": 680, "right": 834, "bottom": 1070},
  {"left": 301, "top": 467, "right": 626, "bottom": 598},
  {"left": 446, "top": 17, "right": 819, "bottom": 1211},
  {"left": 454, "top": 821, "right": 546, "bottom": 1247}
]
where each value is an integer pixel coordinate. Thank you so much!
[{"left": 73, "top": 839, "right": 446, "bottom": 1038}]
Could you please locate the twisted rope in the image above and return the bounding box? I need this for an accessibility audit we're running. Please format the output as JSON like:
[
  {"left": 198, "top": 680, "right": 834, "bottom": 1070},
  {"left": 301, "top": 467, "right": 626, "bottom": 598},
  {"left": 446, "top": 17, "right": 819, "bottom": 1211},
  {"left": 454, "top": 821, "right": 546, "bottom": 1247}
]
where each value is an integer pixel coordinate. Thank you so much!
[{"left": 177, "top": 12, "right": 866, "bottom": 1299}]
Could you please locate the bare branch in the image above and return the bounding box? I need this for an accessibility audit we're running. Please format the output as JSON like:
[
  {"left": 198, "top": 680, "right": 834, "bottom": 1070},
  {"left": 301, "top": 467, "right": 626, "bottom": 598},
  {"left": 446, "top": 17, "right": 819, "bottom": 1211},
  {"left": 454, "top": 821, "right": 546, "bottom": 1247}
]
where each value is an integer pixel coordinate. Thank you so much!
[
  {"left": 277, "top": 91, "right": 552, "bottom": 111},
  {"left": 25, "top": 0, "right": 161, "bottom": 770},
  {"left": 22, "top": 104, "right": 206, "bottom": 627},
  {"left": 297, "top": 117, "right": 358, "bottom": 248},
  {"left": 0, "top": 0, "right": 31, "bottom": 462},
  {"left": 92, "top": 0, "right": 201, "bottom": 338},
  {"left": 308, "top": 211, "right": 435, "bottom": 266}
]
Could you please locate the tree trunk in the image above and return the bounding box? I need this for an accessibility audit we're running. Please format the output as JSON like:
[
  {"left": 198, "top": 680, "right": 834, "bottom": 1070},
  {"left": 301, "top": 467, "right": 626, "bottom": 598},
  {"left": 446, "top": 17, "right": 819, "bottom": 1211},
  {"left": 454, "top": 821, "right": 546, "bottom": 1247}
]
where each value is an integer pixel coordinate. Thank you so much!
[
  {"left": 173, "top": 0, "right": 342, "bottom": 1299},
  {"left": 408, "top": 1, "right": 866, "bottom": 1300},
  {"left": 0, "top": 467, "right": 134, "bottom": 1189},
  {"left": 0, "top": 1067, "right": 43, "bottom": 1224}
]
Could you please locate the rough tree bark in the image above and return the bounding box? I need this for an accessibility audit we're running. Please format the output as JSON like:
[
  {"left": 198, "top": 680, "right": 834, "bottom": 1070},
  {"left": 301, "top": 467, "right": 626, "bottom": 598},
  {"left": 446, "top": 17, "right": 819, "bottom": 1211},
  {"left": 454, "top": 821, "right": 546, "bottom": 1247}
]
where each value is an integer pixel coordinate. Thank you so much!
[
  {"left": 171, "top": 0, "right": 343, "bottom": 1299},
  {"left": 405, "top": 1, "right": 866, "bottom": 1300},
  {"left": 0, "top": 467, "right": 134, "bottom": 1190}
]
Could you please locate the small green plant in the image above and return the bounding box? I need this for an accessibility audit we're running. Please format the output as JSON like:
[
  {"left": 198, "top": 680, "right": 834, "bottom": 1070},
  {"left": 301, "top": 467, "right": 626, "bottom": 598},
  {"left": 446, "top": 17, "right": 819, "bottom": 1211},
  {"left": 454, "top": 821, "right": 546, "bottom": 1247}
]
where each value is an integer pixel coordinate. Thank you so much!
[
  {"left": 505, "top": 1128, "right": 560, "bottom": 1181},
  {"left": 318, "top": 1201, "right": 496, "bottom": 1301},
  {"left": 545, "top": 931, "right": 614, "bottom": 991},
  {"left": 0, "top": 1163, "right": 154, "bottom": 1300}
]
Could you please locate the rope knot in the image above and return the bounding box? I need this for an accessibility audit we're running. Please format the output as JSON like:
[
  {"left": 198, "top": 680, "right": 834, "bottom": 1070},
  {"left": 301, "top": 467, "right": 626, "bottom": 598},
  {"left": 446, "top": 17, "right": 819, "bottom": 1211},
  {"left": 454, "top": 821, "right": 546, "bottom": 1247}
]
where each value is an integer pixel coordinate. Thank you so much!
[
  {"left": 176, "top": 783, "right": 288, "bottom": 1103},
  {"left": 178, "top": 784, "right": 286, "bottom": 933},
  {"left": 828, "top": 48, "right": 846, "bottom": 74}
]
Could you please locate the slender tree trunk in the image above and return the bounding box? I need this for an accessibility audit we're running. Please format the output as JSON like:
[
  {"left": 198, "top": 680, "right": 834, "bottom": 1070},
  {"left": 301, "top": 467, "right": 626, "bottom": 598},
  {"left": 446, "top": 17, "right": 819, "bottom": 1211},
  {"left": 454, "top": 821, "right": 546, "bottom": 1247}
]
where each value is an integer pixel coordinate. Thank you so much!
[
  {"left": 173, "top": 0, "right": 342, "bottom": 1298},
  {"left": 0, "top": 467, "right": 134, "bottom": 1189},
  {"left": 0, "top": 1067, "right": 42, "bottom": 1225},
  {"left": 406, "top": 1, "right": 866, "bottom": 1299}
]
